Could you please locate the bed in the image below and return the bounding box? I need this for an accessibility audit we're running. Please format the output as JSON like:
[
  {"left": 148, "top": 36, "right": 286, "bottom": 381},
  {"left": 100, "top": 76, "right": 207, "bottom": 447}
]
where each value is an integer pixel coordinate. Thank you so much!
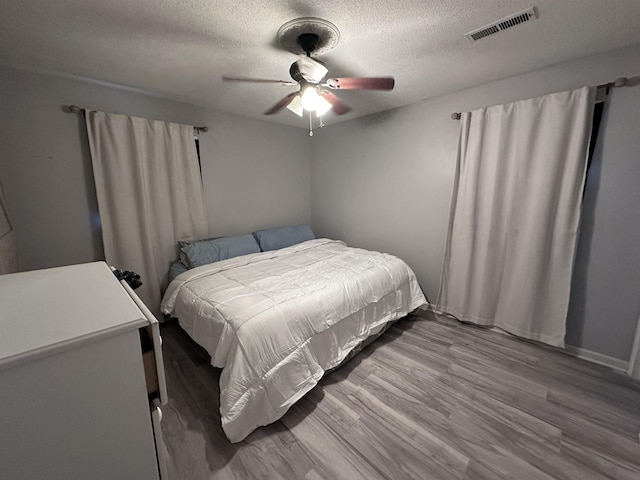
[{"left": 161, "top": 235, "right": 427, "bottom": 442}]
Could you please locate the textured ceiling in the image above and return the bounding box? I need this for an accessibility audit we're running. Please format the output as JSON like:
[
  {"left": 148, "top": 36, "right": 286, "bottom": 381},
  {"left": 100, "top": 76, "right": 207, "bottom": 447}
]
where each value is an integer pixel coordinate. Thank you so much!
[{"left": 2, "top": 1, "right": 640, "bottom": 128}]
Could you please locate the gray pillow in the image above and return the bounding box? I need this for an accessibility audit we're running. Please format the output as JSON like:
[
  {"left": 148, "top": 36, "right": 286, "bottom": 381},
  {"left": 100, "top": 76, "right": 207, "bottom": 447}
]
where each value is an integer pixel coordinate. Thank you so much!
[
  {"left": 179, "top": 234, "right": 261, "bottom": 268},
  {"left": 253, "top": 224, "right": 315, "bottom": 252}
]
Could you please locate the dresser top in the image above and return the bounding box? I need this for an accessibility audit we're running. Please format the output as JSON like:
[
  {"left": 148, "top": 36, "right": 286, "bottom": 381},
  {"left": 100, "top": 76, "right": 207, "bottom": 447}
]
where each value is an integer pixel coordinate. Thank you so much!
[{"left": 0, "top": 262, "right": 147, "bottom": 368}]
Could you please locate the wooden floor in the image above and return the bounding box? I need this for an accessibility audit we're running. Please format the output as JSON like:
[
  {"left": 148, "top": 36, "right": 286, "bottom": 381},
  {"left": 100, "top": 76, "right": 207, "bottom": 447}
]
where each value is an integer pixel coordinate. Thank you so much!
[{"left": 160, "top": 311, "right": 640, "bottom": 479}]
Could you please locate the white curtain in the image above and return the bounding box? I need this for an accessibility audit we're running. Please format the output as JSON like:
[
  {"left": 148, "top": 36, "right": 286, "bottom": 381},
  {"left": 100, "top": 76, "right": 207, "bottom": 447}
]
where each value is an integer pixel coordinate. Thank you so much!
[
  {"left": 86, "top": 111, "right": 208, "bottom": 317},
  {"left": 437, "top": 87, "right": 595, "bottom": 347},
  {"left": 0, "top": 174, "right": 19, "bottom": 274}
]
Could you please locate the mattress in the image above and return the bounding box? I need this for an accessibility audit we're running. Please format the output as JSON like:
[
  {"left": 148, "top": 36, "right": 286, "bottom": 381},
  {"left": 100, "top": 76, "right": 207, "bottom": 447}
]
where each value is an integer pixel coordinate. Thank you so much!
[{"left": 161, "top": 238, "right": 427, "bottom": 442}]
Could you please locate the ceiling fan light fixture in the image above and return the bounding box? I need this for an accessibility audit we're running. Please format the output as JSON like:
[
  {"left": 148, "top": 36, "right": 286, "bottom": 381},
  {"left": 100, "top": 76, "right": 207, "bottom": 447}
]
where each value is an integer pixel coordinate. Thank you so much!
[
  {"left": 315, "top": 95, "right": 332, "bottom": 116},
  {"left": 286, "top": 94, "right": 304, "bottom": 117},
  {"left": 301, "top": 86, "right": 322, "bottom": 111}
]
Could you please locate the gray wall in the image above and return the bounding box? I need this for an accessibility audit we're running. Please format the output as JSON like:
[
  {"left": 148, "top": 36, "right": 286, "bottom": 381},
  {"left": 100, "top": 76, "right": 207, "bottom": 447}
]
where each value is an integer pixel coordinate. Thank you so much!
[
  {"left": 310, "top": 44, "right": 640, "bottom": 361},
  {"left": 0, "top": 66, "right": 310, "bottom": 272},
  {"left": 3, "top": 44, "right": 640, "bottom": 362}
]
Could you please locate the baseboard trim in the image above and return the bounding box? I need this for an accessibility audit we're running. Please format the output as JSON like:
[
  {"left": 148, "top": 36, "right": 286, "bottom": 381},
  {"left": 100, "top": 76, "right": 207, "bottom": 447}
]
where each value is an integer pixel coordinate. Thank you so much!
[
  {"left": 427, "top": 310, "right": 631, "bottom": 373},
  {"left": 563, "top": 345, "right": 628, "bottom": 372}
]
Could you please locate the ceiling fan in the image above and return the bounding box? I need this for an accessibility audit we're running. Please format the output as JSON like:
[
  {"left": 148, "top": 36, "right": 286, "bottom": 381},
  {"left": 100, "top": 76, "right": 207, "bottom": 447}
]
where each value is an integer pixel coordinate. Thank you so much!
[{"left": 222, "top": 18, "right": 394, "bottom": 119}]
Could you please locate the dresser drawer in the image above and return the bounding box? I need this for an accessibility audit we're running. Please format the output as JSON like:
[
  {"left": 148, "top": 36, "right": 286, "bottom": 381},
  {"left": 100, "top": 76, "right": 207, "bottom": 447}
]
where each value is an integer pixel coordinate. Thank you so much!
[
  {"left": 114, "top": 271, "right": 168, "bottom": 405},
  {"left": 142, "top": 346, "right": 160, "bottom": 396}
]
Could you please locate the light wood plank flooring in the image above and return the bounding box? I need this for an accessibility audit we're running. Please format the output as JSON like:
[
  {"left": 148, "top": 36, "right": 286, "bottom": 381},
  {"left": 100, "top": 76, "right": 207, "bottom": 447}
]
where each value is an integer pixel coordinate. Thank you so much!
[{"left": 160, "top": 311, "right": 640, "bottom": 479}]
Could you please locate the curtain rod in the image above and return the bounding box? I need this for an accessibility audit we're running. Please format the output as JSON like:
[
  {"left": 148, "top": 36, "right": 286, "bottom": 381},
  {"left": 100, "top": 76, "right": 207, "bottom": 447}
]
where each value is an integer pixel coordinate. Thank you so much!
[
  {"left": 450, "top": 77, "right": 630, "bottom": 120},
  {"left": 65, "top": 105, "right": 209, "bottom": 133}
]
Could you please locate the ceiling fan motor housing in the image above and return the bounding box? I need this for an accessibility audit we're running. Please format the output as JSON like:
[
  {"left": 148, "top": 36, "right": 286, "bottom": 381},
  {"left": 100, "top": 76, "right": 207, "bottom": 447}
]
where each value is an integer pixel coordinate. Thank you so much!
[
  {"left": 289, "top": 62, "right": 304, "bottom": 83},
  {"left": 297, "top": 33, "right": 320, "bottom": 55}
]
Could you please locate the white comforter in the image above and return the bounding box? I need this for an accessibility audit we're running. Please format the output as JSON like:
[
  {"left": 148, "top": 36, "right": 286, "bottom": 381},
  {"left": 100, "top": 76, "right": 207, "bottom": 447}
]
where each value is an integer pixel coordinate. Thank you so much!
[{"left": 161, "top": 239, "right": 426, "bottom": 442}]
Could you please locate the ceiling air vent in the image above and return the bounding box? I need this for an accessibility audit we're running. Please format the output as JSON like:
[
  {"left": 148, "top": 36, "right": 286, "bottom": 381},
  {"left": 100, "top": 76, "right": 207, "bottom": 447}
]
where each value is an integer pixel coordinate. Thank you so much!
[{"left": 465, "top": 7, "right": 537, "bottom": 41}]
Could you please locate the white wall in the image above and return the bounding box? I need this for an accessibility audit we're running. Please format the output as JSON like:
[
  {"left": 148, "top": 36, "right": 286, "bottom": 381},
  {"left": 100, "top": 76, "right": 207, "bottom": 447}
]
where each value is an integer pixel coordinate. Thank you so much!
[
  {"left": 0, "top": 66, "right": 310, "bottom": 271},
  {"left": 310, "top": 44, "right": 640, "bottom": 361}
]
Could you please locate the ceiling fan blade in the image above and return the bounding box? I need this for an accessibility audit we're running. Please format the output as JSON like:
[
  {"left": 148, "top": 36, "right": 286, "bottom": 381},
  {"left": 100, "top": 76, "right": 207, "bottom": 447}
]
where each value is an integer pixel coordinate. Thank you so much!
[
  {"left": 324, "top": 77, "right": 395, "bottom": 90},
  {"left": 319, "top": 91, "right": 351, "bottom": 115},
  {"left": 296, "top": 56, "right": 328, "bottom": 83},
  {"left": 264, "top": 92, "right": 300, "bottom": 115},
  {"left": 223, "top": 76, "right": 297, "bottom": 86}
]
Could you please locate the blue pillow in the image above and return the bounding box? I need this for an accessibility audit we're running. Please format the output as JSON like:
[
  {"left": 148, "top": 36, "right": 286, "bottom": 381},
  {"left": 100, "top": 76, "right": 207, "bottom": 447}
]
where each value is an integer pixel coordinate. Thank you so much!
[
  {"left": 253, "top": 225, "right": 315, "bottom": 252},
  {"left": 168, "top": 260, "right": 189, "bottom": 283},
  {"left": 179, "top": 234, "right": 261, "bottom": 268}
]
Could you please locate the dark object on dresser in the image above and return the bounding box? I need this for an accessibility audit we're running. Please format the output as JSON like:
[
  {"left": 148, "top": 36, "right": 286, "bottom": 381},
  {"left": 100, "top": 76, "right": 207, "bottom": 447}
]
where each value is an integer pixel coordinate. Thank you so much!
[{"left": 113, "top": 269, "right": 142, "bottom": 290}]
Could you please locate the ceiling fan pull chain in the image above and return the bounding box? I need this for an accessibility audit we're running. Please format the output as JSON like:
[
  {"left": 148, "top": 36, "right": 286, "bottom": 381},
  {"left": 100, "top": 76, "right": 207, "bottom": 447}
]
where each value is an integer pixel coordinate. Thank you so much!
[{"left": 309, "top": 112, "right": 314, "bottom": 136}]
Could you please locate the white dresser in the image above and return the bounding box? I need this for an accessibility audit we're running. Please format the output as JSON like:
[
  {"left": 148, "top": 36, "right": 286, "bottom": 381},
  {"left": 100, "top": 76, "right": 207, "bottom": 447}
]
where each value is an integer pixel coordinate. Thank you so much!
[{"left": 0, "top": 262, "right": 168, "bottom": 480}]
